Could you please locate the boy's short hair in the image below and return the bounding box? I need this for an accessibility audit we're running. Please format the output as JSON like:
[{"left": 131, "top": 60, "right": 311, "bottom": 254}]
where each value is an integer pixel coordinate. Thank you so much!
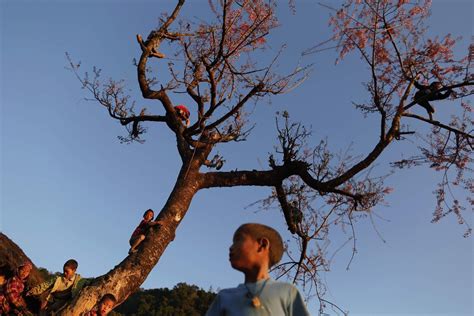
[
  {"left": 235, "top": 223, "right": 284, "bottom": 267},
  {"left": 143, "top": 209, "right": 154, "bottom": 217},
  {"left": 100, "top": 293, "right": 117, "bottom": 304},
  {"left": 64, "top": 259, "right": 78, "bottom": 270}
]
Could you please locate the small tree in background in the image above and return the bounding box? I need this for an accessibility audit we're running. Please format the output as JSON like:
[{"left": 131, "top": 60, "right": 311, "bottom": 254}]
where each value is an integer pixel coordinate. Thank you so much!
[{"left": 3, "top": 0, "right": 469, "bottom": 314}]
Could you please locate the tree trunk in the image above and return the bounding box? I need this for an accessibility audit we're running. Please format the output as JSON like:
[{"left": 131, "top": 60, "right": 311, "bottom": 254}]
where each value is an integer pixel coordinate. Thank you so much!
[{"left": 59, "top": 161, "right": 202, "bottom": 315}]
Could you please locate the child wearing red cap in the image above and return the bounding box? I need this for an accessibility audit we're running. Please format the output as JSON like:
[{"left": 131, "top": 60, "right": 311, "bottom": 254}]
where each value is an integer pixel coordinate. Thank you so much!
[{"left": 174, "top": 105, "right": 191, "bottom": 127}]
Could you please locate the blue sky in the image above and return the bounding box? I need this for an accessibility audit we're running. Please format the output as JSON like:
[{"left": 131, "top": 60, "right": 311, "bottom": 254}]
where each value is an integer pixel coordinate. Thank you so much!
[{"left": 1, "top": 0, "right": 472, "bottom": 315}]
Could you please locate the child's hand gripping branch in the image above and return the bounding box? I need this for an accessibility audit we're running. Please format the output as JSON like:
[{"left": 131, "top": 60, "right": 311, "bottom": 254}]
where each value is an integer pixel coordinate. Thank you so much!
[{"left": 128, "top": 209, "right": 164, "bottom": 254}]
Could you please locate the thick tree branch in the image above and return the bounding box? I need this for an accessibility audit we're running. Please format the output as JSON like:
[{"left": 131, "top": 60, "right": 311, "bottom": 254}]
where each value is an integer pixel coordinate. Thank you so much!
[
  {"left": 134, "top": 0, "right": 192, "bottom": 160},
  {"left": 135, "top": 0, "right": 185, "bottom": 103},
  {"left": 199, "top": 163, "right": 303, "bottom": 188},
  {"left": 200, "top": 160, "right": 366, "bottom": 202}
]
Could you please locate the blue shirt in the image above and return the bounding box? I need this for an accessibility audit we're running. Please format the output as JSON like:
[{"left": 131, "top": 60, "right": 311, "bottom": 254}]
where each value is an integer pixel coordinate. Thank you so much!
[{"left": 206, "top": 279, "right": 311, "bottom": 316}]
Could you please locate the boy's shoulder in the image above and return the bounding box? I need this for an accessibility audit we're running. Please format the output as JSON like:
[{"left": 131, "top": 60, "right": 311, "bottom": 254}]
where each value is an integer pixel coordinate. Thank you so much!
[
  {"left": 218, "top": 279, "right": 298, "bottom": 295},
  {"left": 266, "top": 279, "right": 297, "bottom": 288},
  {"left": 217, "top": 284, "right": 245, "bottom": 295}
]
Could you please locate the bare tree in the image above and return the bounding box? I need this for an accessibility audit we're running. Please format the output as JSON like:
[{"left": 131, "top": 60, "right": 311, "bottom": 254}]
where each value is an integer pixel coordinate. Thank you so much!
[{"left": 14, "top": 0, "right": 468, "bottom": 314}]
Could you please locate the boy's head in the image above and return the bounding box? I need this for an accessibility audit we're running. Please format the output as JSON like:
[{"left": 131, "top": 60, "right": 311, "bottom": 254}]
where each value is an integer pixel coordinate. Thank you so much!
[
  {"left": 430, "top": 81, "right": 443, "bottom": 90},
  {"left": 230, "top": 223, "right": 284, "bottom": 272},
  {"left": 98, "top": 293, "right": 116, "bottom": 315},
  {"left": 143, "top": 209, "right": 154, "bottom": 221},
  {"left": 17, "top": 261, "right": 32, "bottom": 280},
  {"left": 63, "top": 259, "right": 78, "bottom": 280}
]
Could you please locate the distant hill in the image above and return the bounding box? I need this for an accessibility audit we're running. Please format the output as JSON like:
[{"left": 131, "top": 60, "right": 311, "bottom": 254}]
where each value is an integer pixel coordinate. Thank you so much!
[
  {"left": 111, "top": 282, "right": 216, "bottom": 316},
  {"left": 0, "top": 233, "right": 47, "bottom": 287}
]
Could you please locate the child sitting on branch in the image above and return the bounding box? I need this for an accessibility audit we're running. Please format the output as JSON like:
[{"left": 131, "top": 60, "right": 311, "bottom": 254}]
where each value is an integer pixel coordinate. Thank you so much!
[{"left": 128, "top": 209, "right": 163, "bottom": 254}]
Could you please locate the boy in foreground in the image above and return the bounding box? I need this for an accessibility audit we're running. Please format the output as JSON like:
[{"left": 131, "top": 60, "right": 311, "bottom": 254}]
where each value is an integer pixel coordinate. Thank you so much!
[{"left": 206, "top": 223, "right": 310, "bottom": 316}]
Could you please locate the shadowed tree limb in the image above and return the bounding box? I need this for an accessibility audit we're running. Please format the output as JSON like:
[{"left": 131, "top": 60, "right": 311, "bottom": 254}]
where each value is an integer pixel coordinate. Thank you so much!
[
  {"left": 200, "top": 160, "right": 367, "bottom": 205},
  {"left": 402, "top": 113, "right": 474, "bottom": 140}
]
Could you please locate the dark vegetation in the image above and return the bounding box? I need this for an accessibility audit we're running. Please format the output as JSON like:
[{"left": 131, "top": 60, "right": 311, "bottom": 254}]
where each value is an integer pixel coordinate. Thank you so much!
[{"left": 112, "top": 283, "right": 216, "bottom": 316}]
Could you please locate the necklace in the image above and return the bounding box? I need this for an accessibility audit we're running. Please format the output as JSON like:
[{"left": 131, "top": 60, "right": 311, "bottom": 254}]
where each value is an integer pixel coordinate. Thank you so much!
[{"left": 244, "top": 278, "right": 269, "bottom": 308}]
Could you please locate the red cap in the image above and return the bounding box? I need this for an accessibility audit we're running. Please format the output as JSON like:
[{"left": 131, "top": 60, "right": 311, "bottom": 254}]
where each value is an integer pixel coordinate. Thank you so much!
[{"left": 175, "top": 105, "right": 190, "bottom": 118}]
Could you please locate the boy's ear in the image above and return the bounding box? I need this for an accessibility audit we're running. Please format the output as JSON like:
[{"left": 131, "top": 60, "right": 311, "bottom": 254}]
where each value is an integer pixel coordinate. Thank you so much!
[{"left": 258, "top": 237, "right": 270, "bottom": 251}]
